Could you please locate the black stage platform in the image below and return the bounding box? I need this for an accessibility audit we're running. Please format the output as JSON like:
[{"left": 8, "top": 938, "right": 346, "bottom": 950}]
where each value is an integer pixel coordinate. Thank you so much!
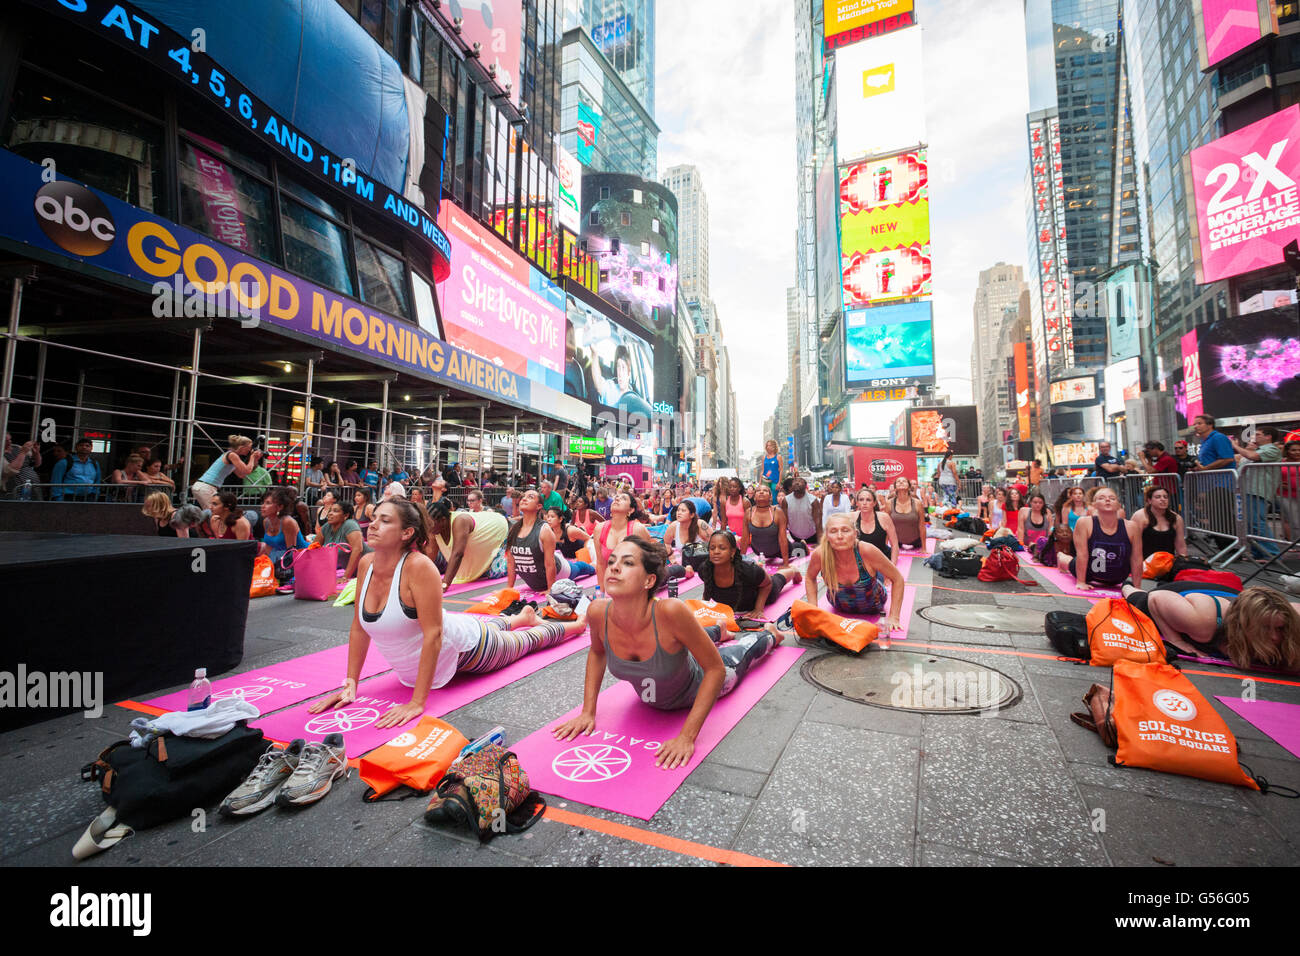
[{"left": 0, "top": 533, "right": 256, "bottom": 730}]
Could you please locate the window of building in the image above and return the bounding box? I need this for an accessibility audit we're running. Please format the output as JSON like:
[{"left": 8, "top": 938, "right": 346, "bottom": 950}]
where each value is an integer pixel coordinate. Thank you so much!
[
  {"left": 355, "top": 234, "right": 410, "bottom": 318},
  {"left": 632, "top": 188, "right": 643, "bottom": 203},
  {"left": 177, "top": 141, "right": 279, "bottom": 264},
  {"left": 281, "top": 195, "right": 355, "bottom": 296},
  {"left": 640, "top": 241, "right": 650, "bottom": 256},
  {"left": 620, "top": 211, "right": 631, "bottom": 226},
  {"left": 590, "top": 210, "right": 600, "bottom": 225},
  {"left": 600, "top": 186, "right": 611, "bottom": 199},
  {"left": 5, "top": 67, "right": 166, "bottom": 214},
  {"left": 652, "top": 218, "right": 660, "bottom": 233}
]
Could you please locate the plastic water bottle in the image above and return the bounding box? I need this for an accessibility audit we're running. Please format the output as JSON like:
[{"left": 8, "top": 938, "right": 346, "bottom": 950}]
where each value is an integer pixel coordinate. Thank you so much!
[
  {"left": 453, "top": 726, "right": 506, "bottom": 765},
  {"left": 19, "top": 480, "right": 32, "bottom": 501},
  {"left": 667, "top": 576, "right": 679, "bottom": 598},
  {"left": 187, "top": 668, "right": 212, "bottom": 711}
]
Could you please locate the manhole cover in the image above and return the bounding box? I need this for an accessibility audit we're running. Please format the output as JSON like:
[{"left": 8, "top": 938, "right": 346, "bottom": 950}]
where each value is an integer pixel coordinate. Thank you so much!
[
  {"left": 801, "top": 650, "right": 1022, "bottom": 715},
  {"left": 918, "top": 604, "right": 1046, "bottom": 633}
]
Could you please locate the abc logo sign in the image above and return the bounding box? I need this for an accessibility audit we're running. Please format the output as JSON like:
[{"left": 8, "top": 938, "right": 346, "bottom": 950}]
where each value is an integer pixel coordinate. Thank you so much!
[{"left": 33, "top": 182, "right": 116, "bottom": 256}]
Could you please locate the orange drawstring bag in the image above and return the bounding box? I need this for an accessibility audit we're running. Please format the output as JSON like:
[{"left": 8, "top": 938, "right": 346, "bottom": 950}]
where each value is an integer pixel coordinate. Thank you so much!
[
  {"left": 682, "top": 599, "right": 740, "bottom": 632},
  {"left": 790, "top": 599, "right": 879, "bottom": 653},
  {"left": 1086, "top": 598, "right": 1165, "bottom": 667}
]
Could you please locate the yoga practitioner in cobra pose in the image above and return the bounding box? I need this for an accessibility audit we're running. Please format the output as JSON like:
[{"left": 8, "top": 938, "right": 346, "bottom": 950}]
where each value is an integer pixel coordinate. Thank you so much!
[
  {"left": 552, "top": 537, "right": 782, "bottom": 769},
  {"left": 1056, "top": 486, "right": 1142, "bottom": 591}
]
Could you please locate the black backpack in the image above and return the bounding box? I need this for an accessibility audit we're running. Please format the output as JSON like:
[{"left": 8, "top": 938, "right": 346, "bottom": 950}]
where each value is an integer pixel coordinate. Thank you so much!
[
  {"left": 78, "top": 725, "right": 266, "bottom": 853},
  {"left": 937, "top": 550, "right": 981, "bottom": 578},
  {"left": 1045, "top": 610, "right": 1089, "bottom": 658}
]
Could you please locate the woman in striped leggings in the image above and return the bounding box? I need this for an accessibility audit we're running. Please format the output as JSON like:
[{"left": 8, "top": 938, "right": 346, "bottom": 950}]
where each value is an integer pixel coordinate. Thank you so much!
[{"left": 309, "top": 499, "right": 587, "bottom": 729}]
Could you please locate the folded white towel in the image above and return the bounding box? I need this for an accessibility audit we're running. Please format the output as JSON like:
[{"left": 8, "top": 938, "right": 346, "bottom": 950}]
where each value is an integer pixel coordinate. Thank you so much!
[{"left": 129, "top": 697, "right": 260, "bottom": 748}]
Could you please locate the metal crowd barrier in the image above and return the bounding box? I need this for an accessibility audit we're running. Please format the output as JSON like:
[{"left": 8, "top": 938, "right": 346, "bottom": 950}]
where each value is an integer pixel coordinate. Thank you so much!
[
  {"left": 1239, "top": 462, "right": 1300, "bottom": 562},
  {"left": 0, "top": 481, "right": 170, "bottom": 503},
  {"left": 1180, "top": 468, "right": 1247, "bottom": 566}
]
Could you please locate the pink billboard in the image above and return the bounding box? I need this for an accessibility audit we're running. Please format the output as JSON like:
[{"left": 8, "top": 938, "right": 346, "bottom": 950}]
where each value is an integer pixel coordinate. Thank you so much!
[
  {"left": 1181, "top": 329, "right": 1204, "bottom": 423},
  {"left": 436, "top": 201, "right": 566, "bottom": 390},
  {"left": 430, "top": 0, "right": 522, "bottom": 103},
  {"left": 1200, "top": 0, "right": 1263, "bottom": 68},
  {"left": 1190, "top": 105, "right": 1300, "bottom": 283}
]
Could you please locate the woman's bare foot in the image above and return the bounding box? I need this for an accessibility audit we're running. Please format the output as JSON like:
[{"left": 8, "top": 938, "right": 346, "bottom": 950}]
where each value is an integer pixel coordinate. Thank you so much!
[
  {"left": 787, "top": 570, "right": 803, "bottom": 586},
  {"left": 561, "top": 610, "right": 589, "bottom": 638},
  {"left": 507, "top": 604, "right": 540, "bottom": 628}
]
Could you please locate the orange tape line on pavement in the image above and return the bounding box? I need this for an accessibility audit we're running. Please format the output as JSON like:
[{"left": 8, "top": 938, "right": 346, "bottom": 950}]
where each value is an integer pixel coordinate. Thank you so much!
[
  {"left": 543, "top": 805, "right": 787, "bottom": 867},
  {"left": 115, "top": 700, "right": 167, "bottom": 716}
]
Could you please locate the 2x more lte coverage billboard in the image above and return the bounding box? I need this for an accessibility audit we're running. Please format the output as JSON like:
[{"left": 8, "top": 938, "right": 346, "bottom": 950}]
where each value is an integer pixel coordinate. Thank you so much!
[{"left": 1189, "top": 105, "right": 1300, "bottom": 284}]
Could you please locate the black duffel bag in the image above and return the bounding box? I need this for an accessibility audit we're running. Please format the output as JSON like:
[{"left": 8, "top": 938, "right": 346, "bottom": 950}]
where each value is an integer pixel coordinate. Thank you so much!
[
  {"left": 76, "top": 725, "right": 266, "bottom": 857},
  {"left": 1045, "top": 610, "right": 1089, "bottom": 659},
  {"left": 937, "top": 550, "right": 982, "bottom": 578}
]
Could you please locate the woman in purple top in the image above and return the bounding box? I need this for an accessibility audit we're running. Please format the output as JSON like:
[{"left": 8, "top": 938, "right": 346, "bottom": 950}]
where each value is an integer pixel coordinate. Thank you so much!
[{"left": 1056, "top": 486, "right": 1142, "bottom": 590}]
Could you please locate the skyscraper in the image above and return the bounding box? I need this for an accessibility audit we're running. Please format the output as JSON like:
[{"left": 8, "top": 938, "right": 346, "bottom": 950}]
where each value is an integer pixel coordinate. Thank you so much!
[
  {"left": 565, "top": 0, "right": 656, "bottom": 118},
  {"left": 972, "top": 263, "right": 1028, "bottom": 459},
  {"left": 661, "top": 164, "right": 709, "bottom": 300},
  {"left": 1023, "top": 0, "right": 1144, "bottom": 460}
]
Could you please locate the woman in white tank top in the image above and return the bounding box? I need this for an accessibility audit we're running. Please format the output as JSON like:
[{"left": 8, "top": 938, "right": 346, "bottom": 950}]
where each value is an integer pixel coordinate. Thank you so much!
[{"left": 308, "top": 500, "right": 588, "bottom": 729}]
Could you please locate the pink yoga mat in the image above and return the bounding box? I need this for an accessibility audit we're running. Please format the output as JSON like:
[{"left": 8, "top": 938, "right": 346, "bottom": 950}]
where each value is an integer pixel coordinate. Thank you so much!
[
  {"left": 1215, "top": 697, "right": 1300, "bottom": 759},
  {"left": 1026, "top": 563, "right": 1122, "bottom": 600},
  {"left": 143, "top": 644, "right": 391, "bottom": 714},
  {"left": 512, "top": 645, "right": 804, "bottom": 819},
  {"left": 252, "top": 634, "right": 591, "bottom": 758},
  {"left": 442, "top": 575, "right": 507, "bottom": 597}
]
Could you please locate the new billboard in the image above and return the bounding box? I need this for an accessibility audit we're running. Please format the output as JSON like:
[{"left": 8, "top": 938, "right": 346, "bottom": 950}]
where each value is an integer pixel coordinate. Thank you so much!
[
  {"left": 908, "top": 405, "right": 977, "bottom": 455},
  {"left": 1197, "top": 308, "right": 1300, "bottom": 418},
  {"left": 436, "top": 201, "right": 566, "bottom": 393},
  {"left": 844, "top": 301, "right": 935, "bottom": 389},
  {"left": 564, "top": 290, "right": 655, "bottom": 422},
  {"left": 1190, "top": 105, "right": 1300, "bottom": 283},
  {"left": 835, "top": 27, "right": 926, "bottom": 162}
]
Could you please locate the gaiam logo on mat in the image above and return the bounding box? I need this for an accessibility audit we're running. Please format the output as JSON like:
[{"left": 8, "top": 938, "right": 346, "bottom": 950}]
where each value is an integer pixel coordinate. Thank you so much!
[
  {"left": 34, "top": 181, "right": 116, "bottom": 256},
  {"left": 1152, "top": 689, "right": 1198, "bottom": 722},
  {"left": 870, "top": 459, "right": 904, "bottom": 483}
]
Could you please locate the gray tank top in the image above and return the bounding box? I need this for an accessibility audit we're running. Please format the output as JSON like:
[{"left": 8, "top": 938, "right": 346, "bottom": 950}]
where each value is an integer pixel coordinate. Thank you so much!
[
  {"left": 786, "top": 493, "right": 816, "bottom": 538},
  {"left": 602, "top": 601, "right": 702, "bottom": 711},
  {"left": 747, "top": 509, "right": 782, "bottom": 559},
  {"left": 509, "top": 517, "right": 553, "bottom": 591}
]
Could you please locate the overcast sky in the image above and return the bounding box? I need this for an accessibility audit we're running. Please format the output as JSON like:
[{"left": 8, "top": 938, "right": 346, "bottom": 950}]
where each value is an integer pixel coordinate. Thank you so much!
[{"left": 655, "top": 0, "right": 1032, "bottom": 461}]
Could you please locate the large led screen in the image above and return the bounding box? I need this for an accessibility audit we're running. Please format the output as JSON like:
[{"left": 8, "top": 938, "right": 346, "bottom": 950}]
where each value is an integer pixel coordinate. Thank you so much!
[
  {"left": 835, "top": 27, "right": 926, "bottom": 162},
  {"left": 564, "top": 292, "right": 655, "bottom": 421},
  {"left": 1190, "top": 105, "right": 1300, "bottom": 283},
  {"left": 908, "top": 405, "right": 977, "bottom": 455},
  {"left": 1198, "top": 307, "right": 1300, "bottom": 418},
  {"left": 1103, "top": 357, "right": 1141, "bottom": 418},
  {"left": 1199, "top": 0, "right": 1264, "bottom": 68},
  {"left": 844, "top": 302, "right": 935, "bottom": 388},
  {"left": 842, "top": 243, "right": 931, "bottom": 307},
  {"left": 436, "top": 201, "right": 566, "bottom": 393},
  {"left": 1049, "top": 376, "right": 1096, "bottom": 405}
]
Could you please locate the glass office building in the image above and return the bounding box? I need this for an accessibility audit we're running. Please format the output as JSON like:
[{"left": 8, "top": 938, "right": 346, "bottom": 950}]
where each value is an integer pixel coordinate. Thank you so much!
[
  {"left": 560, "top": 28, "right": 659, "bottom": 180},
  {"left": 564, "top": 0, "right": 656, "bottom": 118},
  {"left": 1121, "top": 0, "right": 1229, "bottom": 383}
]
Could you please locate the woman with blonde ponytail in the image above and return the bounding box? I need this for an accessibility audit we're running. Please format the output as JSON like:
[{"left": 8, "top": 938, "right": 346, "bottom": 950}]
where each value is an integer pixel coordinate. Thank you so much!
[{"left": 191, "top": 434, "right": 262, "bottom": 509}]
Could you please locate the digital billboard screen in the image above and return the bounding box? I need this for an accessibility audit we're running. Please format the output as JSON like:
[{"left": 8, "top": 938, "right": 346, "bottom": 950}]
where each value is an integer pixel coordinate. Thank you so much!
[
  {"left": 839, "top": 151, "right": 930, "bottom": 311},
  {"left": 564, "top": 291, "right": 655, "bottom": 422},
  {"left": 1199, "top": 0, "right": 1265, "bottom": 68},
  {"left": 1103, "top": 356, "right": 1141, "bottom": 417},
  {"left": 825, "top": 0, "right": 915, "bottom": 44},
  {"left": 1198, "top": 308, "right": 1300, "bottom": 418},
  {"left": 436, "top": 201, "right": 566, "bottom": 392},
  {"left": 840, "top": 150, "right": 928, "bottom": 214},
  {"left": 556, "top": 145, "right": 582, "bottom": 233},
  {"left": 844, "top": 302, "right": 935, "bottom": 389},
  {"left": 842, "top": 243, "right": 931, "bottom": 307},
  {"left": 835, "top": 26, "right": 926, "bottom": 162},
  {"left": 1049, "top": 376, "right": 1096, "bottom": 405},
  {"left": 442, "top": 0, "right": 522, "bottom": 103},
  {"left": 1190, "top": 105, "right": 1300, "bottom": 283},
  {"left": 908, "top": 405, "right": 977, "bottom": 455}
]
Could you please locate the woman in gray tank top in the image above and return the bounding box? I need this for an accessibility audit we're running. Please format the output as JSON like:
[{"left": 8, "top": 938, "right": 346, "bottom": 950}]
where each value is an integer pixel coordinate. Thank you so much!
[
  {"left": 742, "top": 484, "right": 790, "bottom": 565},
  {"left": 551, "top": 537, "right": 780, "bottom": 770},
  {"left": 506, "top": 490, "right": 570, "bottom": 593}
]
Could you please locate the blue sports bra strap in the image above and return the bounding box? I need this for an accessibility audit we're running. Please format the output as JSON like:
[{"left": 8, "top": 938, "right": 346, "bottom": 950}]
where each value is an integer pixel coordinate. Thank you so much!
[{"left": 853, "top": 543, "right": 869, "bottom": 579}]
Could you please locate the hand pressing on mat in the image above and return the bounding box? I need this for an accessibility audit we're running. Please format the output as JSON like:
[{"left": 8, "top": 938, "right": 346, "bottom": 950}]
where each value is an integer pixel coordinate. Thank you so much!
[
  {"left": 375, "top": 701, "right": 425, "bottom": 730},
  {"left": 655, "top": 734, "right": 694, "bottom": 770},
  {"left": 553, "top": 712, "right": 596, "bottom": 741},
  {"left": 308, "top": 678, "right": 357, "bottom": 715},
  {"left": 879, "top": 616, "right": 902, "bottom": 633}
]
